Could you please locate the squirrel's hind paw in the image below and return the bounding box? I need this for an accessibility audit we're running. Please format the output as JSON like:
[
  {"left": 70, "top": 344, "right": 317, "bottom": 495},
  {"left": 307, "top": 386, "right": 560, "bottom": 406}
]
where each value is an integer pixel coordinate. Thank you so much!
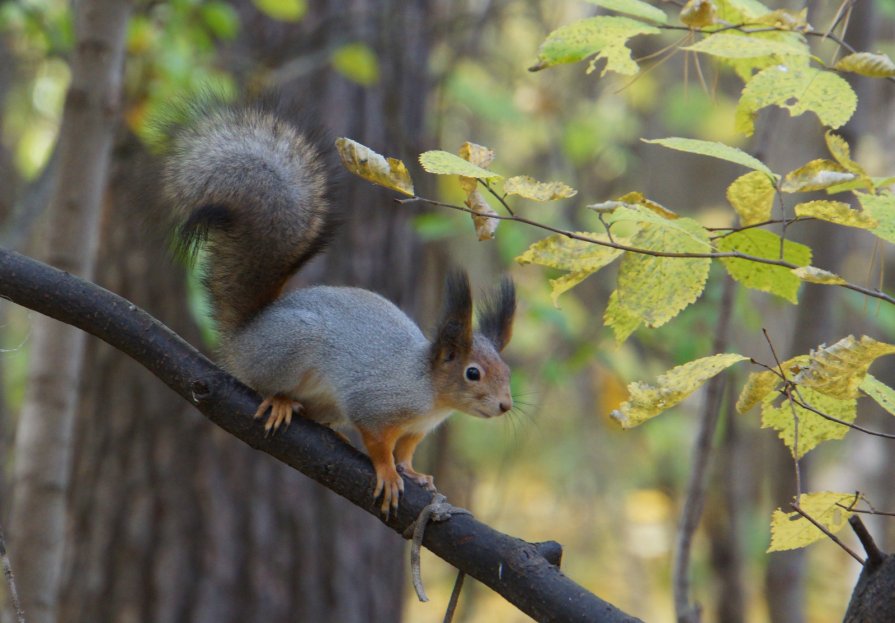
[
  {"left": 254, "top": 395, "right": 303, "bottom": 436},
  {"left": 396, "top": 464, "right": 436, "bottom": 492}
]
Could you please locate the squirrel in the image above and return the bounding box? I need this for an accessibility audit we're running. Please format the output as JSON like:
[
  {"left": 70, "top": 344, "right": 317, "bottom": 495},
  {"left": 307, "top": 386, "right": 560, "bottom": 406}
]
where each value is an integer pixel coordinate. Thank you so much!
[{"left": 162, "top": 103, "right": 516, "bottom": 515}]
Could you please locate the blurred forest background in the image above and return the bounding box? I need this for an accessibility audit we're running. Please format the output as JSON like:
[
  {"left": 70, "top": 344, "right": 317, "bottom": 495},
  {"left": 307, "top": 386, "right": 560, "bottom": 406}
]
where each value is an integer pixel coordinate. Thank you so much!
[{"left": 1, "top": 1, "right": 895, "bottom": 622}]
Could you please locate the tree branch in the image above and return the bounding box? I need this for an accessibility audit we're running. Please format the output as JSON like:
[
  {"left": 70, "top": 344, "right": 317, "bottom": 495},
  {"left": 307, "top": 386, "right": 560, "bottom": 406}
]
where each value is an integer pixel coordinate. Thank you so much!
[{"left": 0, "top": 247, "right": 641, "bottom": 623}]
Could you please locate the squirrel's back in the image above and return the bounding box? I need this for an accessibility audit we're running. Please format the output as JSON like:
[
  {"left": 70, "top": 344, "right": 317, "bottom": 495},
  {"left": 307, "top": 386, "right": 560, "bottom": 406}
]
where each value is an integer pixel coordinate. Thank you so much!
[{"left": 163, "top": 104, "right": 337, "bottom": 335}]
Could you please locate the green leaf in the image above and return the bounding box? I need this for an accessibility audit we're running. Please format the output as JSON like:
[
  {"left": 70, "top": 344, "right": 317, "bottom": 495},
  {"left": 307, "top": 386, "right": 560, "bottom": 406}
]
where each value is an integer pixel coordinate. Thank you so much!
[
  {"left": 726, "top": 170, "right": 776, "bottom": 226},
  {"left": 835, "top": 52, "right": 895, "bottom": 78},
  {"left": 735, "top": 66, "right": 857, "bottom": 137},
  {"left": 793, "top": 200, "right": 877, "bottom": 229},
  {"left": 643, "top": 137, "right": 774, "bottom": 176},
  {"left": 684, "top": 33, "right": 809, "bottom": 59},
  {"left": 611, "top": 354, "right": 748, "bottom": 428},
  {"left": 331, "top": 43, "right": 380, "bottom": 86},
  {"left": 791, "top": 266, "right": 847, "bottom": 285},
  {"left": 252, "top": 0, "right": 307, "bottom": 21},
  {"left": 504, "top": 176, "right": 577, "bottom": 201},
  {"left": 861, "top": 374, "right": 895, "bottom": 416},
  {"left": 794, "top": 335, "right": 895, "bottom": 400},
  {"left": 335, "top": 138, "right": 414, "bottom": 196},
  {"left": 781, "top": 160, "right": 857, "bottom": 193},
  {"left": 419, "top": 150, "right": 502, "bottom": 180},
  {"left": 768, "top": 492, "right": 856, "bottom": 552},
  {"left": 607, "top": 216, "right": 712, "bottom": 340},
  {"left": 857, "top": 193, "right": 895, "bottom": 244},
  {"left": 200, "top": 3, "right": 240, "bottom": 39},
  {"left": 586, "top": 0, "right": 668, "bottom": 23},
  {"left": 716, "top": 229, "right": 811, "bottom": 303},
  {"left": 530, "top": 16, "right": 660, "bottom": 76},
  {"left": 761, "top": 387, "right": 856, "bottom": 458}
]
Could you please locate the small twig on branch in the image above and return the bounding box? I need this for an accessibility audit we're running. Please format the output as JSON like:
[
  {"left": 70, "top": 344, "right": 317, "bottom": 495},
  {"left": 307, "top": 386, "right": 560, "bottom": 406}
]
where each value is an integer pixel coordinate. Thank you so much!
[
  {"left": 481, "top": 180, "right": 514, "bottom": 216},
  {"left": 848, "top": 516, "right": 886, "bottom": 568},
  {"left": 790, "top": 503, "right": 865, "bottom": 565},
  {"left": 443, "top": 571, "right": 466, "bottom": 623},
  {"left": 762, "top": 329, "right": 802, "bottom": 495},
  {"left": 0, "top": 522, "right": 26, "bottom": 623}
]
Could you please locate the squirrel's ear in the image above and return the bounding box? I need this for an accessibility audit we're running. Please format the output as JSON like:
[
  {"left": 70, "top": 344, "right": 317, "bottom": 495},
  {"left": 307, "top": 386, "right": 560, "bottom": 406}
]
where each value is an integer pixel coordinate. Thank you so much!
[
  {"left": 477, "top": 277, "right": 515, "bottom": 352},
  {"left": 431, "top": 270, "right": 473, "bottom": 364}
]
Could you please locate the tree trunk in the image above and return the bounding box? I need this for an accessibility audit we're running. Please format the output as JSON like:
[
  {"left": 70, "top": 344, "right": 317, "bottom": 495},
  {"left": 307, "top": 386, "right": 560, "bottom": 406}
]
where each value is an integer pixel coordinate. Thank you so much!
[
  {"left": 58, "top": 2, "right": 436, "bottom": 622},
  {"left": 7, "top": 2, "right": 131, "bottom": 622}
]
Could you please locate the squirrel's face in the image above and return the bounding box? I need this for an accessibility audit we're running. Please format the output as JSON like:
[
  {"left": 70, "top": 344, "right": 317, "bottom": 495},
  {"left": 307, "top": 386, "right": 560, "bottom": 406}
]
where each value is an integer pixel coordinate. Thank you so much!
[
  {"left": 432, "top": 335, "right": 513, "bottom": 419},
  {"left": 430, "top": 271, "right": 515, "bottom": 418}
]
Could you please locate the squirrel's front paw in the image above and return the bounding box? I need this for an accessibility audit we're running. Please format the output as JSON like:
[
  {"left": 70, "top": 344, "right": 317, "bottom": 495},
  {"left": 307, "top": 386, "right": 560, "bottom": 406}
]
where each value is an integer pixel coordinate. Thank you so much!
[
  {"left": 373, "top": 466, "right": 404, "bottom": 517},
  {"left": 396, "top": 464, "right": 436, "bottom": 492},
  {"left": 253, "top": 395, "right": 302, "bottom": 436}
]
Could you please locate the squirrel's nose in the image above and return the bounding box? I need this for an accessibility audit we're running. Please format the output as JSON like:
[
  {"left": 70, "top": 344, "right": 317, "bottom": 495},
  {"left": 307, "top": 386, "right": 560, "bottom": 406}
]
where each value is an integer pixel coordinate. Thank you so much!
[{"left": 499, "top": 400, "right": 512, "bottom": 413}]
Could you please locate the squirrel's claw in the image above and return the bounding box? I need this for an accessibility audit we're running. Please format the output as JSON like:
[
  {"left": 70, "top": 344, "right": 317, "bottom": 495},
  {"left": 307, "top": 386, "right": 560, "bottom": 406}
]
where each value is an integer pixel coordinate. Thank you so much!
[
  {"left": 373, "top": 468, "right": 404, "bottom": 517},
  {"left": 254, "top": 395, "right": 302, "bottom": 436}
]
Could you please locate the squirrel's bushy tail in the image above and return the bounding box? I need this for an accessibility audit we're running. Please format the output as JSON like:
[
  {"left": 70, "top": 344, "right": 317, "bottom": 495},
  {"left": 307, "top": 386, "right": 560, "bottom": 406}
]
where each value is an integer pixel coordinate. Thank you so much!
[{"left": 163, "top": 104, "right": 336, "bottom": 336}]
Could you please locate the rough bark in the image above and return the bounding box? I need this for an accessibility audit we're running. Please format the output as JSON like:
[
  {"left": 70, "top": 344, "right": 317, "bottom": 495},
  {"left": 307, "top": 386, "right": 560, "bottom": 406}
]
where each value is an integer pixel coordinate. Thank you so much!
[
  {"left": 0, "top": 246, "right": 643, "bottom": 623},
  {"left": 843, "top": 517, "right": 895, "bottom": 623},
  {"left": 7, "top": 2, "right": 131, "bottom": 622}
]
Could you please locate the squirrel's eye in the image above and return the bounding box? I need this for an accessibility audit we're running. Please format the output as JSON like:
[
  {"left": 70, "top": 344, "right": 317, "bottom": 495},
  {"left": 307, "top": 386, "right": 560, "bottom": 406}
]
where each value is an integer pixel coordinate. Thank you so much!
[{"left": 465, "top": 366, "right": 481, "bottom": 381}]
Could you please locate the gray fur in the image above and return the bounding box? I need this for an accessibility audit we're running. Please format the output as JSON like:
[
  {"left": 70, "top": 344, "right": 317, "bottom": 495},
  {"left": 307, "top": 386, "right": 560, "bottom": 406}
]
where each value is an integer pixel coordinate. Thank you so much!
[{"left": 224, "top": 286, "right": 444, "bottom": 431}]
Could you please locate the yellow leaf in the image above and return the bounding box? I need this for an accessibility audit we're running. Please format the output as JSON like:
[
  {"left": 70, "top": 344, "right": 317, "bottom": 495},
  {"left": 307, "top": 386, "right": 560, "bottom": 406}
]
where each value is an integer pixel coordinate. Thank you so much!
[
  {"left": 781, "top": 160, "right": 857, "bottom": 193},
  {"left": 516, "top": 233, "right": 623, "bottom": 272},
  {"left": 608, "top": 217, "right": 711, "bottom": 337},
  {"left": 768, "top": 492, "right": 856, "bottom": 552},
  {"left": 530, "top": 16, "right": 660, "bottom": 76},
  {"left": 791, "top": 266, "right": 847, "bottom": 285},
  {"left": 761, "top": 387, "right": 856, "bottom": 458},
  {"left": 716, "top": 229, "right": 811, "bottom": 303},
  {"left": 611, "top": 354, "right": 749, "bottom": 428},
  {"left": 604, "top": 290, "right": 642, "bottom": 342},
  {"left": 517, "top": 233, "right": 624, "bottom": 305},
  {"left": 616, "top": 191, "right": 678, "bottom": 219},
  {"left": 465, "top": 190, "right": 499, "bottom": 241},
  {"left": 793, "top": 200, "right": 877, "bottom": 229},
  {"left": 751, "top": 8, "right": 809, "bottom": 30},
  {"left": 419, "top": 150, "right": 502, "bottom": 180},
  {"left": 861, "top": 374, "right": 895, "bottom": 416},
  {"left": 680, "top": 0, "right": 717, "bottom": 28},
  {"left": 335, "top": 138, "right": 414, "bottom": 196},
  {"left": 504, "top": 176, "right": 578, "bottom": 201},
  {"left": 684, "top": 33, "right": 809, "bottom": 59},
  {"left": 736, "top": 369, "right": 779, "bottom": 413},
  {"left": 726, "top": 170, "right": 776, "bottom": 226},
  {"left": 794, "top": 335, "right": 895, "bottom": 399},
  {"left": 858, "top": 193, "right": 895, "bottom": 244},
  {"left": 458, "top": 142, "right": 494, "bottom": 168},
  {"left": 835, "top": 52, "right": 895, "bottom": 78},
  {"left": 736, "top": 354, "right": 810, "bottom": 413},
  {"left": 457, "top": 142, "right": 495, "bottom": 194},
  {"left": 824, "top": 131, "right": 864, "bottom": 175},
  {"left": 735, "top": 66, "right": 857, "bottom": 137}
]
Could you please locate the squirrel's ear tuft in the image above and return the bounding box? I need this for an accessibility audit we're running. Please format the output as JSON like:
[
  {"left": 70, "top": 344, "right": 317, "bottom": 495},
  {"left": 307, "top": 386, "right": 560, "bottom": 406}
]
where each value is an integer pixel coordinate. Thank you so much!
[
  {"left": 477, "top": 278, "right": 515, "bottom": 352},
  {"left": 431, "top": 270, "right": 473, "bottom": 364}
]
